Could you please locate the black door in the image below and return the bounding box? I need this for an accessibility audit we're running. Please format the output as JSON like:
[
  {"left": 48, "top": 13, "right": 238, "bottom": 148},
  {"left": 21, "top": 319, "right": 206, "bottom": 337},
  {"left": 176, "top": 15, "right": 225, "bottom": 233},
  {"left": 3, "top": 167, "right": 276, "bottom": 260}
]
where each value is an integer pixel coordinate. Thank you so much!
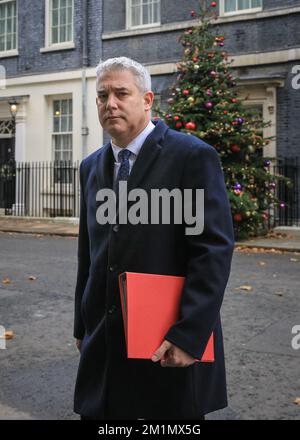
[{"left": 0, "top": 138, "right": 16, "bottom": 212}]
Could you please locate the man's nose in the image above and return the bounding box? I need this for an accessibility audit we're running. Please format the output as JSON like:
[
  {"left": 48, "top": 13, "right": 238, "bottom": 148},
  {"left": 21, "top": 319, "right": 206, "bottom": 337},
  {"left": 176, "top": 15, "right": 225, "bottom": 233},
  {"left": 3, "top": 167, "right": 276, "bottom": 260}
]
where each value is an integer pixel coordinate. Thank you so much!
[{"left": 106, "top": 93, "right": 118, "bottom": 109}]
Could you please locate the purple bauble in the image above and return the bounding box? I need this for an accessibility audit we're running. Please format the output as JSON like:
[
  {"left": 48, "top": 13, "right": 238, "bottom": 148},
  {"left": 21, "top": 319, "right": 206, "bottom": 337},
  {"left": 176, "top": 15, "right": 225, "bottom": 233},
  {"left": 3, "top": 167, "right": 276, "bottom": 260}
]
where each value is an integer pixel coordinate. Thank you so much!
[
  {"left": 264, "top": 160, "right": 271, "bottom": 167},
  {"left": 205, "top": 101, "right": 213, "bottom": 109},
  {"left": 234, "top": 183, "right": 242, "bottom": 191},
  {"left": 237, "top": 117, "right": 244, "bottom": 124}
]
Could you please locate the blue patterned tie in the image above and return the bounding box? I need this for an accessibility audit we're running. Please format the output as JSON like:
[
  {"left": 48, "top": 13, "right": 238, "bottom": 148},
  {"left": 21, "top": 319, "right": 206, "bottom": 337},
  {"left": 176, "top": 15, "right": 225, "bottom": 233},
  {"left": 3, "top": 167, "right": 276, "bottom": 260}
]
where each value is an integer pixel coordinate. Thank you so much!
[
  {"left": 116, "top": 149, "right": 131, "bottom": 185},
  {"left": 115, "top": 149, "right": 131, "bottom": 216}
]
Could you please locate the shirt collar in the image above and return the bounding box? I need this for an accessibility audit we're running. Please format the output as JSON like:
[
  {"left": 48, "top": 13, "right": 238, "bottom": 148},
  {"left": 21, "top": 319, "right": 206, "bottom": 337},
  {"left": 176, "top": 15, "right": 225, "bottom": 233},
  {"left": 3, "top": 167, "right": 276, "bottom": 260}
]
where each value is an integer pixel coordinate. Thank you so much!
[{"left": 110, "top": 121, "right": 155, "bottom": 162}]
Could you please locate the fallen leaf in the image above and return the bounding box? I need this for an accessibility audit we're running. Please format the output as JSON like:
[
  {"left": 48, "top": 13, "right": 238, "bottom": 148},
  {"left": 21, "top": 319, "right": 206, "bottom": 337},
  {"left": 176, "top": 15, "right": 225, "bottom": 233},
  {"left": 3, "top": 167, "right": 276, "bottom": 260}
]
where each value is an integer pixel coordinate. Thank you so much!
[
  {"left": 2, "top": 277, "right": 11, "bottom": 284},
  {"left": 0, "top": 331, "right": 14, "bottom": 340},
  {"left": 259, "top": 261, "right": 266, "bottom": 266},
  {"left": 235, "top": 285, "right": 252, "bottom": 291},
  {"left": 275, "top": 291, "right": 284, "bottom": 297},
  {"left": 290, "top": 258, "right": 298, "bottom": 262},
  {"left": 293, "top": 397, "right": 300, "bottom": 405},
  {"left": 28, "top": 275, "right": 37, "bottom": 281}
]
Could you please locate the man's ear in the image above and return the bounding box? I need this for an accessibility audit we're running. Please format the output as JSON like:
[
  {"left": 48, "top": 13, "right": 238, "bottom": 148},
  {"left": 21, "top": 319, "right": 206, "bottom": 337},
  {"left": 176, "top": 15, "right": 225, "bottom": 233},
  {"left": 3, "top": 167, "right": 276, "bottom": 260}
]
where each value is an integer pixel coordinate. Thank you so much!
[{"left": 144, "top": 91, "right": 154, "bottom": 111}]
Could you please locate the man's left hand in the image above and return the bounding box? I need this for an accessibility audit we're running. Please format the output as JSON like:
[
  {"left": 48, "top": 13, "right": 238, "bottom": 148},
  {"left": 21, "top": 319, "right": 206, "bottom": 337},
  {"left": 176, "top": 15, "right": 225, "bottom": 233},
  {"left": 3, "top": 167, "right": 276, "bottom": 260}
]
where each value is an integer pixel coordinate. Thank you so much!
[{"left": 151, "top": 340, "right": 196, "bottom": 367}]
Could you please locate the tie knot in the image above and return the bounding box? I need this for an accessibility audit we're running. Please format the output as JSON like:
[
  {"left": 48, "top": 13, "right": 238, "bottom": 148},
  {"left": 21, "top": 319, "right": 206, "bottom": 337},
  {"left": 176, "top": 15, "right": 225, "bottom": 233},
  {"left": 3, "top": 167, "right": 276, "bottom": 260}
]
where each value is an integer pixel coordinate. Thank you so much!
[{"left": 118, "top": 149, "right": 131, "bottom": 162}]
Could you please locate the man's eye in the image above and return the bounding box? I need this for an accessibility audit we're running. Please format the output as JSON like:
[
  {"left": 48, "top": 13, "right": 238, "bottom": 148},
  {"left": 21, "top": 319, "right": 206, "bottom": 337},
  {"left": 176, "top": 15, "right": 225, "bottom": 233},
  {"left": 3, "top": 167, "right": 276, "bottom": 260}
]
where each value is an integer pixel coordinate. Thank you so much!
[{"left": 98, "top": 94, "right": 106, "bottom": 100}]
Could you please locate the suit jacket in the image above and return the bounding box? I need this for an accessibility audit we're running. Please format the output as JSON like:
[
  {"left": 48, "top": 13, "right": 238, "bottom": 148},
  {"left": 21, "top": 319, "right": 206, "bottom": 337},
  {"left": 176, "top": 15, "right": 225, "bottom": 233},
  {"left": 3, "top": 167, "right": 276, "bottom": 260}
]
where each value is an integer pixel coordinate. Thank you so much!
[{"left": 73, "top": 119, "right": 234, "bottom": 419}]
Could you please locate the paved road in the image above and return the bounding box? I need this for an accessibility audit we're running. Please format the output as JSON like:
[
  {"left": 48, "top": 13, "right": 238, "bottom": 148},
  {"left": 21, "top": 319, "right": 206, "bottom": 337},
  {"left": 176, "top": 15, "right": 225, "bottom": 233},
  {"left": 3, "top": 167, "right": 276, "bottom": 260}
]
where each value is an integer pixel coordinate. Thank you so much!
[{"left": 0, "top": 233, "right": 299, "bottom": 420}]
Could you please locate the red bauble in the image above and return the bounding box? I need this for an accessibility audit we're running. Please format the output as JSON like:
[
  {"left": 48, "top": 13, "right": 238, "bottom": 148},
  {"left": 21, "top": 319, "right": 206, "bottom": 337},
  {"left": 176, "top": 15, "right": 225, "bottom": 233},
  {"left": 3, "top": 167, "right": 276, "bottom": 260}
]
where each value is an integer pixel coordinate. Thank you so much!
[
  {"left": 234, "top": 214, "right": 242, "bottom": 222},
  {"left": 182, "top": 89, "right": 190, "bottom": 95},
  {"left": 211, "top": 1, "right": 217, "bottom": 7},
  {"left": 174, "top": 115, "right": 180, "bottom": 121},
  {"left": 231, "top": 98, "right": 237, "bottom": 103},
  {"left": 185, "top": 122, "right": 197, "bottom": 130},
  {"left": 192, "top": 57, "right": 199, "bottom": 62},
  {"left": 231, "top": 145, "right": 240, "bottom": 153},
  {"left": 190, "top": 10, "right": 196, "bottom": 17},
  {"left": 175, "top": 122, "right": 183, "bottom": 129},
  {"left": 210, "top": 71, "right": 217, "bottom": 77}
]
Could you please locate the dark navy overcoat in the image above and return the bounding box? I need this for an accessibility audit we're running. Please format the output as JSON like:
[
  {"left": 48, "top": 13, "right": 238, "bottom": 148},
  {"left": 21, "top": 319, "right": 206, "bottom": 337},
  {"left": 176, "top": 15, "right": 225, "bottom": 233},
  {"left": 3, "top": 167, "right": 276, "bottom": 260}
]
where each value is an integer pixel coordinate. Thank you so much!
[{"left": 73, "top": 120, "right": 234, "bottom": 419}]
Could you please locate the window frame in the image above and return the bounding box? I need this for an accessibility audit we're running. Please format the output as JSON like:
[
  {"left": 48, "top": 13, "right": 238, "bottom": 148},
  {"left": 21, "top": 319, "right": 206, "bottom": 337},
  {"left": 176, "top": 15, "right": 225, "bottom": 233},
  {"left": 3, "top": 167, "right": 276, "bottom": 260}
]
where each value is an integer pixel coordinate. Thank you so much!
[
  {"left": 220, "top": 0, "right": 263, "bottom": 17},
  {"left": 126, "top": 0, "right": 161, "bottom": 30},
  {"left": 51, "top": 96, "right": 73, "bottom": 184},
  {"left": 44, "top": 0, "right": 74, "bottom": 49},
  {"left": 0, "top": 0, "right": 18, "bottom": 55}
]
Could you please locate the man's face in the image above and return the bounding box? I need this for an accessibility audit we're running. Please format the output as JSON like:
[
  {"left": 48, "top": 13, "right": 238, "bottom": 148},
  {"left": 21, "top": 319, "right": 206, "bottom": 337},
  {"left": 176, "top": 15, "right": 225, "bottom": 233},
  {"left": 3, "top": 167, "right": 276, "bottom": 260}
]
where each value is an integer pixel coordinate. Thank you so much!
[{"left": 96, "top": 69, "right": 154, "bottom": 146}]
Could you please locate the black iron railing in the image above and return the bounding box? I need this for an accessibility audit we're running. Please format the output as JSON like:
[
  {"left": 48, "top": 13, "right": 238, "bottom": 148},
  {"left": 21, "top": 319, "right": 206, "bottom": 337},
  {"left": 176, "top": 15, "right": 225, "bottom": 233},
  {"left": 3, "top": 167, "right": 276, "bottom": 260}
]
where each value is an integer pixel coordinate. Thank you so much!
[
  {"left": 0, "top": 160, "right": 80, "bottom": 217},
  {"left": 0, "top": 158, "right": 299, "bottom": 225},
  {"left": 268, "top": 157, "right": 300, "bottom": 227}
]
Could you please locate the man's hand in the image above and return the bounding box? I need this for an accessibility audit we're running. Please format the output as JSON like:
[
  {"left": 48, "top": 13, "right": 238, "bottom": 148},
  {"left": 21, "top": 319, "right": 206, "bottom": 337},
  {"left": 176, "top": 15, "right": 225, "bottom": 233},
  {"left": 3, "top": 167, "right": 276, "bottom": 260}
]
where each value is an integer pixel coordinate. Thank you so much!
[
  {"left": 151, "top": 340, "right": 196, "bottom": 367},
  {"left": 76, "top": 339, "right": 82, "bottom": 352}
]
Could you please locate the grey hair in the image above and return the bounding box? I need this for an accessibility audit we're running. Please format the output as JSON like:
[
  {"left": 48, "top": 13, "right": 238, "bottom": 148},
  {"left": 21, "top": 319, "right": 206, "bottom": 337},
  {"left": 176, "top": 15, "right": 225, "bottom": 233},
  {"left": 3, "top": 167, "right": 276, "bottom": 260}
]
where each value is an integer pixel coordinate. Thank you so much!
[{"left": 95, "top": 57, "right": 151, "bottom": 93}]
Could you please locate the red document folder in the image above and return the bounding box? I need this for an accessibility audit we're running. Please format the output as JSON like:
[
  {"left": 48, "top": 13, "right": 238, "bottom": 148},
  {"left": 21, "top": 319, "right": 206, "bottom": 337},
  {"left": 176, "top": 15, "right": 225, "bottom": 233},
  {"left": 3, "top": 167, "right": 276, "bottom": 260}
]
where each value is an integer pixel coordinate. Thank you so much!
[{"left": 118, "top": 272, "right": 214, "bottom": 362}]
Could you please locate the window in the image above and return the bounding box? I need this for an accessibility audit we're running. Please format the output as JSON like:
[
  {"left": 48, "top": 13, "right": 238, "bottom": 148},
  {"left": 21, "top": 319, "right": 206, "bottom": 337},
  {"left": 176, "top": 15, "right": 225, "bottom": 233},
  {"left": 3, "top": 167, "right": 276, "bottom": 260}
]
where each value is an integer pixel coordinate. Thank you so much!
[
  {"left": 0, "top": 0, "right": 17, "bottom": 52},
  {"left": 222, "top": 0, "right": 262, "bottom": 15},
  {"left": 52, "top": 98, "right": 73, "bottom": 183},
  {"left": 50, "top": 0, "right": 73, "bottom": 45},
  {"left": 127, "top": 0, "right": 160, "bottom": 29}
]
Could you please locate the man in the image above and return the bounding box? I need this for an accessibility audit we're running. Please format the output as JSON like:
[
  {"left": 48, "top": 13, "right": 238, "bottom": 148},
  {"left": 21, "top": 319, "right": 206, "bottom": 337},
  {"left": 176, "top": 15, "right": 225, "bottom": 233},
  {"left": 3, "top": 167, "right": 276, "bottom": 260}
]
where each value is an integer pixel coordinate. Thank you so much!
[{"left": 73, "top": 57, "right": 234, "bottom": 420}]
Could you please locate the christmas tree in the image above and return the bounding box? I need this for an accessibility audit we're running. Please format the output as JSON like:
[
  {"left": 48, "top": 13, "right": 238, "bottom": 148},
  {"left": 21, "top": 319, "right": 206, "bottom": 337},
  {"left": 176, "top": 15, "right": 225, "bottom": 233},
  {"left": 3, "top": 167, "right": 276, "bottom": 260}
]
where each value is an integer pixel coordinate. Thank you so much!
[{"left": 156, "top": 0, "right": 290, "bottom": 239}]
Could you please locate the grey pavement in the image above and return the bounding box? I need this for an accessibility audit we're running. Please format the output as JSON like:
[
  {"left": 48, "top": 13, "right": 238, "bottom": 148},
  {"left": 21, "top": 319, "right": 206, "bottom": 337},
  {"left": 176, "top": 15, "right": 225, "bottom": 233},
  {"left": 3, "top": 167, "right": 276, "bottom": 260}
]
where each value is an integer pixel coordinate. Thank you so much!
[{"left": 0, "top": 231, "right": 300, "bottom": 420}]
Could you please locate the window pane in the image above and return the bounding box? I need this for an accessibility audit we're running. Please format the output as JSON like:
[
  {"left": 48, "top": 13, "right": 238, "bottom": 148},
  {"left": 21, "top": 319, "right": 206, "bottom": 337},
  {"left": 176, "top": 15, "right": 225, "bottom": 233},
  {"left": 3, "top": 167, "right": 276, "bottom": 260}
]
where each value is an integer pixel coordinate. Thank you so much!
[
  {"left": 67, "top": 6, "right": 72, "bottom": 24},
  {"left": 7, "top": 18, "right": 12, "bottom": 33},
  {"left": 52, "top": 9, "right": 59, "bottom": 26},
  {"left": 238, "top": 0, "right": 250, "bottom": 10},
  {"left": 6, "top": 34, "right": 12, "bottom": 50},
  {"left": 153, "top": 1, "right": 159, "bottom": 23},
  {"left": 60, "top": 6, "right": 66, "bottom": 25},
  {"left": 6, "top": 2, "right": 12, "bottom": 17},
  {"left": 0, "top": 7, "right": 5, "bottom": 20},
  {"left": 66, "top": 23, "right": 72, "bottom": 41},
  {"left": 0, "top": 35, "right": 5, "bottom": 51},
  {"left": 142, "top": 3, "right": 149, "bottom": 24},
  {"left": 52, "top": 0, "right": 59, "bottom": 10},
  {"left": 61, "top": 116, "right": 68, "bottom": 132},
  {"left": 60, "top": 25, "right": 66, "bottom": 42},
  {"left": 131, "top": 5, "right": 140, "bottom": 26},
  {"left": 251, "top": 0, "right": 261, "bottom": 7},
  {"left": 61, "top": 0, "right": 67, "bottom": 8},
  {"left": 52, "top": 27, "right": 58, "bottom": 43},
  {"left": 225, "top": 0, "right": 236, "bottom": 12},
  {"left": 53, "top": 117, "right": 60, "bottom": 132},
  {"left": 61, "top": 99, "right": 68, "bottom": 115},
  {"left": 0, "top": 20, "right": 5, "bottom": 35}
]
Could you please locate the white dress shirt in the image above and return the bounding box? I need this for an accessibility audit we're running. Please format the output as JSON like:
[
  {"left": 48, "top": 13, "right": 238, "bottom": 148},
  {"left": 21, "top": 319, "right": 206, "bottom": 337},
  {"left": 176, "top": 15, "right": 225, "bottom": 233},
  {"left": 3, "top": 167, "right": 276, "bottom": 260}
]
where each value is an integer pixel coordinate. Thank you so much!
[{"left": 111, "top": 121, "right": 155, "bottom": 184}]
